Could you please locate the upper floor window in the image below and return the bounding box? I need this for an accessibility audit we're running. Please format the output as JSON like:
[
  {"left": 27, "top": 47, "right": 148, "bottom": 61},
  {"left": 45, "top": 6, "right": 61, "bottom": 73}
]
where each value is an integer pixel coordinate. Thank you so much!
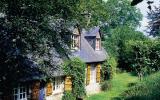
[
  {"left": 95, "top": 38, "right": 101, "bottom": 50},
  {"left": 71, "top": 34, "right": 80, "bottom": 50}
]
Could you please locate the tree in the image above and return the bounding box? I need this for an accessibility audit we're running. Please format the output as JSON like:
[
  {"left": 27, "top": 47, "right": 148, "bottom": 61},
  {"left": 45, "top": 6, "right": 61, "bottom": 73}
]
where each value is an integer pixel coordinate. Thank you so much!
[
  {"left": 148, "top": 4, "right": 160, "bottom": 37},
  {"left": 104, "top": 26, "right": 147, "bottom": 70},
  {"left": 124, "top": 39, "right": 160, "bottom": 79},
  {"left": 104, "top": 0, "right": 142, "bottom": 29},
  {"left": 0, "top": 0, "right": 81, "bottom": 93},
  {"left": 75, "top": 0, "right": 108, "bottom": 28},
  {"left": 102, "top": 0, "right": 143, "bottom": 70},
  {"left": 131, "top": 0, "right": 143, "bottom": 6},
  {"left": 0, "top": 0, "right": 110, "bottom": 95}
]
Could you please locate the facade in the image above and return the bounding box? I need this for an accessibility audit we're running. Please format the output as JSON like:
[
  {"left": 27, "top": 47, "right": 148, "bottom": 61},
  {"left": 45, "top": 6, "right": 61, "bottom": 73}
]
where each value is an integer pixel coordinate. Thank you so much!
[
  {"left": 71, "top": 26, "right": 107, "bottom": 94},
  {"left": 1, "top": 26, "right": 107, "bottom": 100}
]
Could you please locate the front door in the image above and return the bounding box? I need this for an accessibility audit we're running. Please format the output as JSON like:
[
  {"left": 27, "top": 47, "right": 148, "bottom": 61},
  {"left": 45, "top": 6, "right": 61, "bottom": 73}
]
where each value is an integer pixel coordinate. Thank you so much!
[{"left": 90, "top": 65, "right": 96, "bottom": 84}]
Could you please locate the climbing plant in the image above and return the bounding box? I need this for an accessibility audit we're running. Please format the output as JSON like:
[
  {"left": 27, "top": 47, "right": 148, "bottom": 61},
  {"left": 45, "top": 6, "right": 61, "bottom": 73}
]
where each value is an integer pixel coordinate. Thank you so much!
[
  {"left": 62, "top": 57, "right": 86, "bottom": 99},
  {"left": 101, "top": 57, "right": 117, "bottom": 81}
]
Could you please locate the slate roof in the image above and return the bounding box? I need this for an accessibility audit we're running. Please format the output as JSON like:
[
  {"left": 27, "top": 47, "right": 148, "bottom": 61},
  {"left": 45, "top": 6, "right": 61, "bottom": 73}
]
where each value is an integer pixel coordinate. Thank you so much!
[
  {"left": 20, "top": 26, "right": 107, "bottom": 81},
  {"left": 20, "top": 48, "right": 65, "bottom": 81},
  {"left": 84, "top": 26, "right": 100, "bottom": 37},
  {"left": 72, "top": 27, "right": 107, "bottom": 63}
]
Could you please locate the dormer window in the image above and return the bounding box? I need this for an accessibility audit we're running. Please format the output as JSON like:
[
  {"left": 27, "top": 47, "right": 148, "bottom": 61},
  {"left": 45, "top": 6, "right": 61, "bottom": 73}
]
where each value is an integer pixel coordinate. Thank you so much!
[
  {"left": 95, "top": 38, "right": 101, "bottom": 50},
  {"left": 71, "top": 28, "right": 80, "bottom": 50},
  {"left": 71, "top": 34, "right": 80, "bottom": 50}
]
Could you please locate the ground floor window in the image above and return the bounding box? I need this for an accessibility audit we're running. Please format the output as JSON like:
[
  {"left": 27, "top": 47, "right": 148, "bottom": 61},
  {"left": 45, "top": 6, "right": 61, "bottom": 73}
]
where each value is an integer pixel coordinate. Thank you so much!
[
  {"left": 13, "top": 86, "right": 27, "bottom": 100},
  {"left": 53, "top": 77, "right": 64, "bottom": 91}
]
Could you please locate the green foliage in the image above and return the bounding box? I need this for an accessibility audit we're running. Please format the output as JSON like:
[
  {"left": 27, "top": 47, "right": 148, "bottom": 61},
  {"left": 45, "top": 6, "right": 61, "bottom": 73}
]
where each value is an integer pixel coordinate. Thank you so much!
[
  {"left": 106, "top": 26, "right": 146, "bottom": 57},
  {"left": 101, "top": 0, "right": 142, "bottom": 36},
  {"left": 101, "top": 81, "right": 112, "bottom": 91},
  {"left": 124, "top": 39, "right": 160, "bottom": 77},
  {"left": 105, "top": 0, "right": 142, "bottom": 28},
  {"left": 62, "top": 91, "right": 76, "bottom": 100},
  {"left": 147, "top": 3, "right": 160, "bottom": 37},
  {"left": 102, "top": 0, "right": 143, "bottom": 73},
  {"left": 63, "top": 57, "right": 86, "bottom": 98},
  {"left": 104, "top": 26, "right": 146, "bottom": 61},
  {"left": 76, "top": 0, "right": 108, "bottom": 28},
  {"left": 0, "top": 0, "right": 80, "bottom": 89},
  {"left": 122, "top": 71, "right": 160, "bottom": 100},
  {"left": 102, "top": 57, "right": 117, "bottom": 80}
]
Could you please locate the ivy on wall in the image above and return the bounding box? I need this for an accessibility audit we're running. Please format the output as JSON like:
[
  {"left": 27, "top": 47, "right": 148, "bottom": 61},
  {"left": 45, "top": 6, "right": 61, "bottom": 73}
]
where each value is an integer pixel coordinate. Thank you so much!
[
  {"left": 101, "top": 57, "right": 117, "bottom": 81},
  {"left": 62, "top": 57, "right": 86, "bottom": 99}
]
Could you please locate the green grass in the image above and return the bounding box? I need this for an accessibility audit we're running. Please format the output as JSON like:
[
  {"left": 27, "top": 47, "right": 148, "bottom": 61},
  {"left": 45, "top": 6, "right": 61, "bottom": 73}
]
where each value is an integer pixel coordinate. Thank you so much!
[{"left": 85, "top": 72, "right": 138, "bottom": 100}]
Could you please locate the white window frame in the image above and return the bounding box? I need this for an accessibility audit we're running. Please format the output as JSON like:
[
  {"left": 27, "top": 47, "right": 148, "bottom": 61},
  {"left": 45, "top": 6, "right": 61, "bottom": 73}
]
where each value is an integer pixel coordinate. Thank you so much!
[
  {"left": 53, "top": 77, "right": 64, "bottom": 92},
  {"left": 95, "top": 38, "right": 101, "bottom": 50},
  {"left": 13, "top": 86, "right": 27, "bottom": 100},
  {"left": 71, "top": 35, "right": 80, "bottom": 50}
]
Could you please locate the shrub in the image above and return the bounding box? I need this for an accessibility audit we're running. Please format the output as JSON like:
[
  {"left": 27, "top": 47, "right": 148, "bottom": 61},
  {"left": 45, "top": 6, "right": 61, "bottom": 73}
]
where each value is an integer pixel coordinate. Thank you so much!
[
  {"left": 127, "top": 82, "right": 137, "bottom": 87},
  {"left": 101, "top": 81, "right": 112, "bottom": 91},
  {"left": 62, "top": 91, "right": 76, "bottom": 100},
  {"left": 122, "top": 71, "right": 160, "bottom": 100},
  {"left": 124, "top": 39, "right": 160, "bottom": 78},
  {"left": 62, "top": 57, "right": 86, "bottom": 99},
  {"left": 102, "top": 57, "right": 117, "bottom": 81}
]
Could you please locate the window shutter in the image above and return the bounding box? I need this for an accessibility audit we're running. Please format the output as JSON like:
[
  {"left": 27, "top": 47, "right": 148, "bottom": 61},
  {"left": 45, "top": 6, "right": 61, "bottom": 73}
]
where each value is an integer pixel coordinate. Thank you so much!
[
  {"left": 46, "top": 82, "right": 53, "bottom": 96},
  {"left": 96, "top": 64, "right": 101, "bottom": 83},
  {"left": 64, "top": 76, "right": 72, "bottom": 91},
  {"left": 31, "top": 81, "right": 40, "bottom": 100},
  {"left": 86, "top": 65, "right": 91, "bottom": 85}
]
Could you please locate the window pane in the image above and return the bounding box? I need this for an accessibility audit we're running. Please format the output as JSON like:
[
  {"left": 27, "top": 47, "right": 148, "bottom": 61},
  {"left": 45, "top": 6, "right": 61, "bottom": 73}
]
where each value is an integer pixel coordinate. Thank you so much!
[
  {"left": 14, "top": 95, "right": 17, "bottom": 100},
  {"left": 20, "top": 88, "right": 23, "bottom": 93},
  {"left": 23, "top": 93, "right": 26, "bottom": 98},
  {"left": 14, "top": 88, "right": 18, "bottom": 94},
  {"left": 20, "top": 94, "right": 23, "bottom": 99},
  {"left": 96, "top": 39, "right": 100, "bottom": 50},
  {"left": 23, "top": 87, "right": 25, "bottom": 92}
]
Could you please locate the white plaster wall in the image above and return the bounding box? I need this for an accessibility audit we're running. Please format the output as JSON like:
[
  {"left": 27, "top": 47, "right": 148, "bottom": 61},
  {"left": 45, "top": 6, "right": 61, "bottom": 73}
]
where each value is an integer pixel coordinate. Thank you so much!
[
  {"left": 45, "top": 79, "right": 64, "bottom": 100},
  {"left": 85, "top": 64, "right": 101, "bottom": 94}
]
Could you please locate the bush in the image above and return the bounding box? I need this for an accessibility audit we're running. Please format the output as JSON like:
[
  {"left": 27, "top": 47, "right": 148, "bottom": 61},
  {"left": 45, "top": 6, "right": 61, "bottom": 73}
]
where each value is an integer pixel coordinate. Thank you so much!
[
  {"left": 124, "top": 39, "right": 160, "bottom": 77},
  {"left": 62, "top": 57, "right": 86, "bottom": 98},
  {"left": 122, "top": 71, "right": 160, "bottom": 100},
  {"left": 101, "top": 81, "right": 112, "bottom": 91},
  {"left": 102, "top": 57, "right": 117, "bottom": 81},
  {"left": 62, "top": 91, "right": 76, "bottom": 100}
]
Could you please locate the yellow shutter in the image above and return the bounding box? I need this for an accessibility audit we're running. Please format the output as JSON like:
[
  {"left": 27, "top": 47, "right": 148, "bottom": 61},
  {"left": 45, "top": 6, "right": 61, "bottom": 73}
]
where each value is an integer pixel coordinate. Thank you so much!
[
  {"left": 46, "top": 82, "right": 53, "bottom": 96},
  {"left": 96, "top": 64, "right": 101, "bottom": 83},
  {"left": 86, "top": 64, "right": 91, "bottom": 85},
  {"left": 31, "top": 81, "right": 40, "bottom": 100},
  {"left": 64, "top": 76, "right": 72, "bottom": 91}
]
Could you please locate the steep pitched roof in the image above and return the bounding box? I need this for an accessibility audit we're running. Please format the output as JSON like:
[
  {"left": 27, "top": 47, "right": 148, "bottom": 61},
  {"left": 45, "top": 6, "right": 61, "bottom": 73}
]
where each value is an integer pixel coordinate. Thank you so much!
[
  {"left": 84, "top": 26, "right": 101, "bottom": 37},
  {"left": 20, "top": 48, "right": 65, "bottom": 81},
  {"left": 72, "top": 27, "right": 107, "bottom": 63}
]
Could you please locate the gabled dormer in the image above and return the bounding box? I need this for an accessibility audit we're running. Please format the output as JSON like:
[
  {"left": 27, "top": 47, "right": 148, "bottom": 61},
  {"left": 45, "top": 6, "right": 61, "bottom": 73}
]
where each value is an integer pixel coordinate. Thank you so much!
[
  {"left": 71, "top": 27, "right": 81, "bottom": 50},
  {"left": 95, "top": 32, "right": 101, "bottom": 51},
  {"left": 84, "top": 26, "right": 102, "bottom": 51}
]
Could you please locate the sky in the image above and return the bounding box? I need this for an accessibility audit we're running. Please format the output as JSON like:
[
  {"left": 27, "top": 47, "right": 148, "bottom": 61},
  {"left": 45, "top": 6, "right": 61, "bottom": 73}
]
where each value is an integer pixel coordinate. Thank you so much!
[{"left": 136, "top": 0, "right": 160, "bottom": 35}]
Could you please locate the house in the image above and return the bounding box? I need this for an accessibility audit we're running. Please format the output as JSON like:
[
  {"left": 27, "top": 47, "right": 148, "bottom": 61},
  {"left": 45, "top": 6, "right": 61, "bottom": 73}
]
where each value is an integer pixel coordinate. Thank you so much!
[
  {"left": 0, "top": 49, "right": 66, "bottom": 100},
  {"left": 0, "top": 26, "right": 107, "bottom": 100},
  {"left": 71, "top": 26, "right": 107, "bottom": 94}
]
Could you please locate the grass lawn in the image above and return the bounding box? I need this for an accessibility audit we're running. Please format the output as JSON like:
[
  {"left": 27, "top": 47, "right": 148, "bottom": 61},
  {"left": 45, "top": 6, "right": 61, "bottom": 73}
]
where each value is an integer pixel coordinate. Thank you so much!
[{"left": 85, "top": 72, "right": 138, "bottom": 100}]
